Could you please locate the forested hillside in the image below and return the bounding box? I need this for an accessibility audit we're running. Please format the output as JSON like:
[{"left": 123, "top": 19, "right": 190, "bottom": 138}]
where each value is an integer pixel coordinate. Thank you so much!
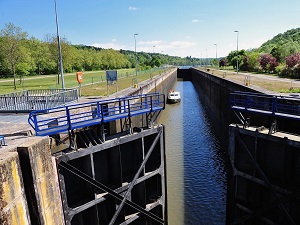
[{"left": 223, "top": 27, "right": 300, "bottom": 78}]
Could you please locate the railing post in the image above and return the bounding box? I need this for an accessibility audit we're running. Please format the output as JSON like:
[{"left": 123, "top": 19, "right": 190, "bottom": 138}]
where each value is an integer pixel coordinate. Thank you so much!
[
  {"left": 272, "top": 96, "right": 277, "bottom": 115},
  {"left": 97, "top": 102, "right": 101, "bottom": 118},
  {"left": 63, "top": 90, "right": 66, "bottom": 105},
  {"left": 150, "top": 96, "right": 153, "bottom": 111},
  {"left": 127, "top": 99, "right": 131, "bottom": 117},
  {"left": 33, "top": 113, "right": 39, "bottom": 133},
  {"left": 100, "top": 104, "right": 104, "bottom": 121},
  {"left": 66, "top": 106, "right": 71, "bottom": 130},
  {"left": 246, "top": 95, "right": 250, "bottom": 110},
  {"left": 46, "top": 95, "right": 49, "bottom": 109},
  {"left": 13, "top": 93, "right": 17, "bottom": 111}
]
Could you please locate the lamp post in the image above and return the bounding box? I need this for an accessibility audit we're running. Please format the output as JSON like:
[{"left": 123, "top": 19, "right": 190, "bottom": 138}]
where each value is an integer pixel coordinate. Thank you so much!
[
  {"left": 153, "top": 45, "right": 155, "bottom": 53},
  {"left": 205, "top": 49, "right": 208, "bottom": 67},
  {"left": 54, "top": 0, "right": 65, "bottom": 89},
  {"left": 201, "top": 52, "right": 202, "bottom": 67},
  {"left": 234, "top": 30, "right": 239, "bottom": 74},
  {"left": 134, "top": 33, "right": 138, "bottom": 76},
  {"left": 214, "top": 44, "right": 217, "bottom": 66}
]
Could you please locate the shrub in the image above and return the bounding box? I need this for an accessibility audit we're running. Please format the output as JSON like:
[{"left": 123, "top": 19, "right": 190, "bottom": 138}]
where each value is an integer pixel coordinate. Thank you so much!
[
  {"left": 285, "top": 53, "right": 300, "bottom": 68},
  {"left": 258, "top": 53, "right": 279, "bottom": 73}
]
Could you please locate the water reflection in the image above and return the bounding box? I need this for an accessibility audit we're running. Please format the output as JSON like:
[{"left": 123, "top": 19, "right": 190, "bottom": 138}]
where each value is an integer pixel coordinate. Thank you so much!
[{"left": 159, "top": 81, "right": 227, "bottom": 225}]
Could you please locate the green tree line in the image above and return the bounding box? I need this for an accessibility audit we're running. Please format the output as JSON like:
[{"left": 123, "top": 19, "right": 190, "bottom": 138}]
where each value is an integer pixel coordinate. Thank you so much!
[
  {"left": 220, "top": 28, "right": 300, "bottom": 78},
  {"left": 0, "top": 23, "right": 204, "bottom": 89}
]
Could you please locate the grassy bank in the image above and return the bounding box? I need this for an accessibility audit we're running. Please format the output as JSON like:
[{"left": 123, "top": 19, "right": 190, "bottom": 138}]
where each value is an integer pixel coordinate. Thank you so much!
[{"left": 0, "top": 68, "right": 170, "bottom": 96}]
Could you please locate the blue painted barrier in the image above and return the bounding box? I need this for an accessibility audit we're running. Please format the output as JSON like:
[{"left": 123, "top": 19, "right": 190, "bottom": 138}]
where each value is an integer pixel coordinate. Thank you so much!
[
  {"left": 230, "top": 91, "right": 300, "bottom": 120},
  {"left": 28, "top": 93, "right": 165, "bottom": 136}
]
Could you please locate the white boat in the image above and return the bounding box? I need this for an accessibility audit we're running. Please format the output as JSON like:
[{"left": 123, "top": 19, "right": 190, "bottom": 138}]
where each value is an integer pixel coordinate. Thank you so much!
[{"left": 167, "top": 90, "right": 181, "bottom": 104}]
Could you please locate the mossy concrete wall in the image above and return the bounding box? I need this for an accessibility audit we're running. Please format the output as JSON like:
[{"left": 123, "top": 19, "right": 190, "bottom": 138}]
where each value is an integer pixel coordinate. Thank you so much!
[
  {"left": 0, "top": 137, "right": 64, "bottom": 225},
  {"left": 17, "top": 138, "right": 64, "bottom": 225},
  {"left": 0, "top": 151, "right": 31, "bottom": 225}
]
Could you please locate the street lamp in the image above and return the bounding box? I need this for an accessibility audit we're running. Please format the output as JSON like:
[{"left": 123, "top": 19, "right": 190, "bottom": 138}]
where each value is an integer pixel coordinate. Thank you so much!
[
  {"left": 200, "top": 53, "right": 202, "bottom": 67},
  {"left": 134, "top": 33, "right": 138, "bottom": 76},
  {"left": 153, "top": 45, "right": 155, "bottom": 53},
  {"left": 205, "top": 49, "right": 208, "bottom": 67},
  {"left": 54, "top": 0, "right": 65, "bottom": 89},
  {"left": 234, "top": 30, "right": 239, "bottom": 74},
  {"left": 214, "top": 44, "right": 217, "bottom": 60}
]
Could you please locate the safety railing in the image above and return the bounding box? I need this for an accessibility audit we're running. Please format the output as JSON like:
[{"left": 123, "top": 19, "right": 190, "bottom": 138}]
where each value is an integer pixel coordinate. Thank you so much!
[
  {"left": 230, "top": 91, "right": 300, "bottom": 119},
  {"left": 0, "top": 89, "right": 78, "bottom": 112},
  {"left": 28, "top": 93, "right": 165, "bottom": 136}
]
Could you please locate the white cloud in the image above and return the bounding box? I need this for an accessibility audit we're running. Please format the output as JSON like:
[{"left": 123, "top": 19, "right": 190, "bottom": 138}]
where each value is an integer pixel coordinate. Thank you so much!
[
  {"left": 169, "top": 41, "right": 196, "bottom": 48},
  {"left": 91, "top": 39, "right": 198, "bottom": 58},
  {"left": 138, "top": 40, "right": 164, "bottom": 45},
  {"left": 192, "top": 19, "right": 199, "bottom": 23},
  {"left": 144, "top": 40, "right": 197, "bottom": 57},
  {"left": 129, "top": 6, "right": 139, "bottom": 11},
  {"left": 92, "top": 42, "right": 127, "bottom": 50}
]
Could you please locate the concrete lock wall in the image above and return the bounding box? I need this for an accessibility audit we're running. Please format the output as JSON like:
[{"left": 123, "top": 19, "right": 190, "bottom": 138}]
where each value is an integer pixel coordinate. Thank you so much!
[
  {"left": 180, "top": 68, "right": 300, "bottom": 224},
  {"left": 0, "top": 68, "right": 177, "bottom": 225},
  {"left": 17, "top": 137, "right": 64, "bottom": 225},
  {"left": 0, "top": 151, "right": 31, "bottom": 225}
]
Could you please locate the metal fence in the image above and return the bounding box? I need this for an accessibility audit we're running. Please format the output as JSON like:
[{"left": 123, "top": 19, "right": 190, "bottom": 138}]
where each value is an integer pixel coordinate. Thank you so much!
[{"left": 0, "top": 89, "right": 79, "bottom": 112}]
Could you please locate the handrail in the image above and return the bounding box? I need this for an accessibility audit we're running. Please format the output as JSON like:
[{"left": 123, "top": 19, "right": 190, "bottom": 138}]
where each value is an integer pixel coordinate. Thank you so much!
[
  {"left": 0, "top": 89, "right": 78, "bottom": 112},
  {"left": 28, "top": 93, "right": 165, "bottom": 136},
  {"left": 230, "top": 91, "right": 300, "bottom": 119}
]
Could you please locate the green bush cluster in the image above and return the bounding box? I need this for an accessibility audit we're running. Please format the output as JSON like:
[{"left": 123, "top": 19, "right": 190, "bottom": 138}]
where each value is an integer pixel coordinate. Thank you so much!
[{"left": 220, "top": 28, "right": 300, "bottom": 78}]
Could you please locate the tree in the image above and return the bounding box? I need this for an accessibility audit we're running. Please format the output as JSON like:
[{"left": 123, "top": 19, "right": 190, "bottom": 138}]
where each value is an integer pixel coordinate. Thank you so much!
[
  {"left": 150, "top": 56, "right": 162, "bottom": 68},
  {"left": 31, "top": 37, "right": 54, "bottom": 75},
  {"left": 0, "top": 23, "right": 28, "bottom": 89},
  {"left": 285, "top": 53, "right": 300, "bottom": 68},
  {"left": 244, "top": 51, "right": 260, "bottom": 72},
  {"left": 226, "top": 50, "right": 246, "bottom": 69},
  {"left": 219, "top": 58, "right": 227, "bottom": 67},
  {"left": 258, "top": 53, "right": 279, "bottom": 73}
]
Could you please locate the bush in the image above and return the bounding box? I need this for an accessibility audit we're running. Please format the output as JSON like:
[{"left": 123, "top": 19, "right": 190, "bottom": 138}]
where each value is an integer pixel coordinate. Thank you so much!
[
  {"left": 286, "top": 53, "right": 300, "bottom": 68},
  {"left": 258, "top": 53, "right": 279, "bottom": 73},
  {"left": 275, "top": 63, "right": 285, "bottom": 75}
]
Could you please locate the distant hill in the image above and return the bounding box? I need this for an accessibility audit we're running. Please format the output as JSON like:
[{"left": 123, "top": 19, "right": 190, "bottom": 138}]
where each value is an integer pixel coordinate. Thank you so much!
[{"left": 259, "top": 28, "right": 300, "bottom": 56}]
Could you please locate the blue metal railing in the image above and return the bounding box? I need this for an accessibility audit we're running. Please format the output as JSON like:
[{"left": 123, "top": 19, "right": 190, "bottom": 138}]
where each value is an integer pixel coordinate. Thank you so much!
[
  {"left": 230, "top": 91, "right": 300, "bottom": 119},
  {"left": 28, "top": 93, "right": 165, "bottom": 136}
]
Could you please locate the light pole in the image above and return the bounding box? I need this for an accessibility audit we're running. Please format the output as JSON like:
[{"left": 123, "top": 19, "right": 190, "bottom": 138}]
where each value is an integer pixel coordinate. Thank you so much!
[
  {"left": 214, "top": 44, "right": 217, "bottom": 66},
  {"left": 153, "top": 45, "right": 155, "bottom": 53},
  {"left": 205, "top": 49, "right": 208, "bottom": 67},
  {"left": 234, "top": 30, "right": 239, "bottom": 74},
  {"left": 200, "top": 53, "right": 202, "bottom": 67},
  {"left": 134, "top": 33, "right": 138, "bottom": 76},
  {"left": 54, "top": 0, "right": 65, "bottom": 89}
]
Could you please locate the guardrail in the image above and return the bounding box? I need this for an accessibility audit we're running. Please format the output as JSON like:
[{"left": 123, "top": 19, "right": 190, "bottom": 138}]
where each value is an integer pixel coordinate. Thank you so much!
[
  {"left": 0, "top": 89, "right": 78, "bottom": 112},
  {"left": 230, "top": 91, "right": 300, "bottom": 119},
  {"left": 28, "top": 92, "right": 165, "bottom": 136}
]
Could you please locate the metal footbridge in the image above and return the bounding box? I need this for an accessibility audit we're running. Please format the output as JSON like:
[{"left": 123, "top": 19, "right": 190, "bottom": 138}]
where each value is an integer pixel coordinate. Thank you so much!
[
  {"left": 28, "top": 93, "right": 165, "bottom": 137},
  {"left": 230, "top": 91, "right": 300, "bottom": 133}
]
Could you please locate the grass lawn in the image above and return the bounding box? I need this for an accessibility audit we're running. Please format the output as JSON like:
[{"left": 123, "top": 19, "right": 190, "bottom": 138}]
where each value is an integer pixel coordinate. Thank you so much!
[{"left": 0, "top": 68, "right": 169, "bottom": 96}]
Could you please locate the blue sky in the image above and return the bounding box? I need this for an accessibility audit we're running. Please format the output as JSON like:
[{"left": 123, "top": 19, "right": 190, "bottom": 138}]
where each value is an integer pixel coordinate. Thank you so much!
[{"left": 1, "top": 0, "right": 300, "bottom": 58}]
